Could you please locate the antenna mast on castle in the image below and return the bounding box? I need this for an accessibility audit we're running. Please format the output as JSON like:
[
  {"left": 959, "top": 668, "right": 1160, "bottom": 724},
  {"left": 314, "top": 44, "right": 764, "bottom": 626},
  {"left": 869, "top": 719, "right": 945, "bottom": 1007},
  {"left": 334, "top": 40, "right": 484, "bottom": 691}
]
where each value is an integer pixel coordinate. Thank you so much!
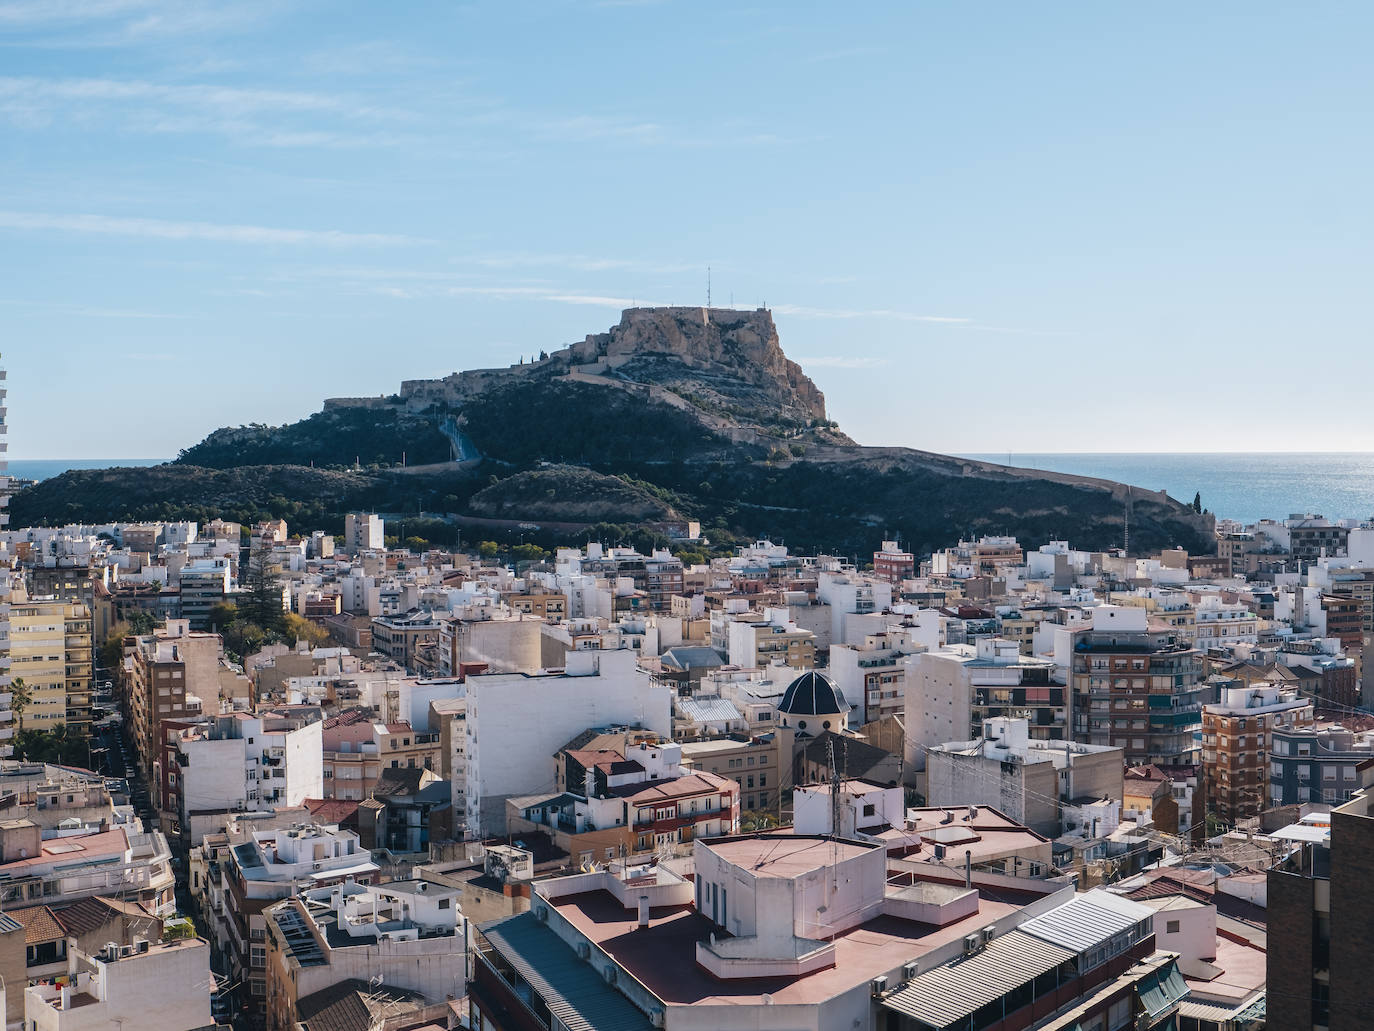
[{"left": 707, "top": 265, "right": 711, "bottom": 308}]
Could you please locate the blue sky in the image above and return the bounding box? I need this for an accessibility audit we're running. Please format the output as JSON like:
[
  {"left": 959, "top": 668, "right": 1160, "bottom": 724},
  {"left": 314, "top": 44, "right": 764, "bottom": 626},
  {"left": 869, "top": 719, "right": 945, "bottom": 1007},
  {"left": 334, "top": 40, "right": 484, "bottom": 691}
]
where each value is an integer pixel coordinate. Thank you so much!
[{"left": 3, "top": 1, "right": 1371, "bottom": 459}]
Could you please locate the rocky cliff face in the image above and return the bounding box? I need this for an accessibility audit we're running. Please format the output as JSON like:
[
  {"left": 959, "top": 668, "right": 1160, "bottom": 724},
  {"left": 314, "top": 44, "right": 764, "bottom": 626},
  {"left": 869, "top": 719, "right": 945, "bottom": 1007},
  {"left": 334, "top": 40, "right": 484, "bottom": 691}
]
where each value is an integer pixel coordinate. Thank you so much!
[
  {"left": 575, "top": 307, "right": 827, "bottom": 422},
  {"left": 384, "top": 306, "right": 834, "bottom": 436}
]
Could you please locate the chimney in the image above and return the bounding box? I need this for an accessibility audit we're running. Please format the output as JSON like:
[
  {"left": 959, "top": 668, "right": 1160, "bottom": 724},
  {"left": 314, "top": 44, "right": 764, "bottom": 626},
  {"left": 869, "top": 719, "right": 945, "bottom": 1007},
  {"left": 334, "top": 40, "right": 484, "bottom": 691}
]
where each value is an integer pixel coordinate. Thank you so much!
[
  {"left": 637, "top": 895, "right": 650, "bottom": 930},
  {"left": 964, "top": 850, "right": 972, "bottom": 889}
]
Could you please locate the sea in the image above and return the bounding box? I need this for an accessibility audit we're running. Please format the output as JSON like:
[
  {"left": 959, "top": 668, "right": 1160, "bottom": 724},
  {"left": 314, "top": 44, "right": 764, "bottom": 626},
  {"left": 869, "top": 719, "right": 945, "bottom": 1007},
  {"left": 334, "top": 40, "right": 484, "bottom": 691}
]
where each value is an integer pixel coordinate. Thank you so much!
[
  {"left": 6, "top": 454, "right": 1372, "bottom": 528},
  {"left": 961, "top": 453, "right": 1374, "bottom": 526},
  {"left": 7, "top": 458, "right": 166, "bottom": 482}
]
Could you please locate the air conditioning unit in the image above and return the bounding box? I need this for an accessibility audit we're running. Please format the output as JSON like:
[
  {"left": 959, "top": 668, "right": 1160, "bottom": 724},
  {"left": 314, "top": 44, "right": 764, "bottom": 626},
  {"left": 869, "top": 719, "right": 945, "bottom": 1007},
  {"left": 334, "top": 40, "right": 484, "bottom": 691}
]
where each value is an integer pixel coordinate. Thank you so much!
[
  {"left": 963, "top": 934, "right": 980, "bottom": 955},
  {"left": 576, "top": 942, "right": 590, "bottom": 959},
  {"left": 870, "top": 976, "right": 888, "bottom": 997},
  {"left": 534, "top": 906, "right": 548, "bottom": 923},
  {"left": 902, "top": 961, "right": 919, "bottom": 982},
  {"left": 604, "top": 966, "right": 617, "bottom": 985},
  {"left": 982, "top": 927, "right": 995, "bottom": 945},
  {"left": 649, "top": 1011, "right": 666, "bottom": 1028}
]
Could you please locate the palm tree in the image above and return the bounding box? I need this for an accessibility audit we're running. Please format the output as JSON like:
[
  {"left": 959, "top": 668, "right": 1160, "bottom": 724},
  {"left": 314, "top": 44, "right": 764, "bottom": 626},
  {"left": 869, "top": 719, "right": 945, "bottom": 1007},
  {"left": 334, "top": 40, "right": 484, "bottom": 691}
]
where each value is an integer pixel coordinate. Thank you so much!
[{"left": 8, "top": 676, "right": 30, "bottom": 735}]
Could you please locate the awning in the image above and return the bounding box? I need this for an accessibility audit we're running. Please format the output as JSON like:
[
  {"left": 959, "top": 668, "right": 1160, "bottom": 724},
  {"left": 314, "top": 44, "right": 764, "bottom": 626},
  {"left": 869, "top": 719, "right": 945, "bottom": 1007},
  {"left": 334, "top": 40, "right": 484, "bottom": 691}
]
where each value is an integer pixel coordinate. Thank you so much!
[
  {"left": 881, "top": 930, "right": 1076, "bottom": 1028},
  {"left": 479, "top": 912, "right": 654, "bottom": 1031},
  {"left": 1137, "top": 960, "right": 1189, "bottom": 1017}
]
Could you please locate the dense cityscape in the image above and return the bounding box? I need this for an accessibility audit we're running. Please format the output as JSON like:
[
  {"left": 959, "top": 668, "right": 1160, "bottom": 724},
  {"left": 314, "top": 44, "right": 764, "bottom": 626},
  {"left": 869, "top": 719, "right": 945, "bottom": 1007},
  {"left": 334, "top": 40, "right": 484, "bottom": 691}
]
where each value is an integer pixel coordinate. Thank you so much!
[
  {"left": 5, "top": 346, "right": 1373, "bottom": 1028},
  {"left": 7, "top": 2, "right": 1373, "bottom": 1028}
]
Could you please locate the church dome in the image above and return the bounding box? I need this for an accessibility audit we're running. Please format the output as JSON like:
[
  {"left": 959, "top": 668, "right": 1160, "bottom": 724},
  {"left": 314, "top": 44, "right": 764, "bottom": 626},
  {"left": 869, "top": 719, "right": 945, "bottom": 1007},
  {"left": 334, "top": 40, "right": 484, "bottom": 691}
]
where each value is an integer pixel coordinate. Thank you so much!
[{"left": 778, "top": 671, "right": 845, "bottom": 718}]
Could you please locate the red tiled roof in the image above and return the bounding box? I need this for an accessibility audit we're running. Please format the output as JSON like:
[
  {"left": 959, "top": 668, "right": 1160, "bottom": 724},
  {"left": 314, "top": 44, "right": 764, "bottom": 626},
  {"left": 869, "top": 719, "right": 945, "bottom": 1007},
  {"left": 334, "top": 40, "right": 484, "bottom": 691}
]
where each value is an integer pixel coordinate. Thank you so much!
[
  {"left": 10, "top": 905, "right": 63, "bottom": 944},
  {"left": 566, "top": 748, "right": 625, "bottom": 767},
  {"left": 52, "top": 896, "right": 158, "bottom": 937},
  {"left": 627, "top": 772, "right": 736, "bottom": 804},
  {"left": 303, "top": 799, "right": 361, "bottom": 825},
  {"left": 323, "top": 709, "right": 374, "bottom": 730},
  {"left": 1124, "top": 878, "right": 1213, "bottom": 904}
]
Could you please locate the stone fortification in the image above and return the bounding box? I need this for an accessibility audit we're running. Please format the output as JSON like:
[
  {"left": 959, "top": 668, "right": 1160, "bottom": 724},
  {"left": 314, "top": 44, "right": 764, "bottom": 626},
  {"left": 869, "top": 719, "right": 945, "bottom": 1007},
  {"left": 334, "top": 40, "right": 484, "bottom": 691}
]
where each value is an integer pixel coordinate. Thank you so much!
[{"left": 325, "top": 307, "right": 827, "bottom": 426}]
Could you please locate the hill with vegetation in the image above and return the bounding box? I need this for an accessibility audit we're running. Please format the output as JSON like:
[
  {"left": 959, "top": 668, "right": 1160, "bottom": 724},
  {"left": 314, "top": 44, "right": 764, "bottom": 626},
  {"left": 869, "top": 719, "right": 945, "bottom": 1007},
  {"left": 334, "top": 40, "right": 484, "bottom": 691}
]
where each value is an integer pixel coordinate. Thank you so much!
[{"left": 11, "top": 306, "right": 1215, "bottom": 557}]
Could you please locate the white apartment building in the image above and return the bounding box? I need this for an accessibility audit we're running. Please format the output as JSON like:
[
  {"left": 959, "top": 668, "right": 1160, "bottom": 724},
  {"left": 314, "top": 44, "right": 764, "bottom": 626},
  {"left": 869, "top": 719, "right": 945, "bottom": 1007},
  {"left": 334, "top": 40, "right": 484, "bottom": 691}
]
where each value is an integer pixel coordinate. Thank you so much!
[
  {"left": 213, "top": 821, "right": 377, "bottom": 1003},
  {"left": 724, "top": 606, "right": 816, "bottom": 670},
  {"left": 1193, "top": 596, "right": 1259, "bottom": 648},
  {"left": 265, "top": 878, "right": 465, "bottom": 1023},
  {"left": 25, "top": 938, "right": 213, "bottom": 1031},
  {"left": 904, "top": 637, "right": 1062, "bottom": 773},
  {"left": 830, "top": 630, "right": 925, "bottom": 725},
  {"left": 463, "top": 647, "right": 672, "bottom": 835},
  {"left": 816, "top": 571, "right": 894, "bottom": 646},
  {"left": 343, "top": 512, "right": 384, "bottom": 555},
  {"left": 165, "top": 712, "right": 323, "bottom": 844}
]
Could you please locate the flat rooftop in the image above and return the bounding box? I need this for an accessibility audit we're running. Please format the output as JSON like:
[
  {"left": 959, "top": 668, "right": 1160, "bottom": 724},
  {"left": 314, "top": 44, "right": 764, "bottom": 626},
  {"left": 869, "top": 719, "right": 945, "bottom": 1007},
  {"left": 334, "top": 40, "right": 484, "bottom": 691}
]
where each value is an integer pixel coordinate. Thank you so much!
[
  {"left": 1184, "top": 936, "right": 1267, "bottom": 1005},
  {"left": 549, "top": 887, "right": 1019, "bottom": 1008},
  {"left": 704, "top": 836, "right": 874, "bottom": 878}
]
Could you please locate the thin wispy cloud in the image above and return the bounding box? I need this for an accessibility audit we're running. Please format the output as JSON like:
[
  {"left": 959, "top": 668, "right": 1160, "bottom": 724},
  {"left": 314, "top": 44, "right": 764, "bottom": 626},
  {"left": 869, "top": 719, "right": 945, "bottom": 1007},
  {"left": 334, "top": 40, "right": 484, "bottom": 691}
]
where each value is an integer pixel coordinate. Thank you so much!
[
  {"left": 0, "top": 76, "right": 412, "bottom": 147},
  {"left": 0, "top": 0, "right": 279, "bottom": 45},
  {"left": 0, "top": 211, "right": 426, "bottom": 247},
  {"left": 371, "top": 283, "right": 642, "bottom": 309},
  {"left": 0, "top": 0, "right": 163, "bottom": 25},
  {"left": 71, "top": 307, "right": 180, "bottom": 319},
  {"left": 0, "top": 77, "right": 401, "bottom": 119},
  {"left": 793, "top": 355, "right": 888, "bottom": 369},
  {"left": 0, "top": 297, "right": 182, "bottom": 318},
  {"left": 772, "top": 303, "right": 970, "bottom": 324},
  {"left": 462, "top": 252, "right": 702, "bottom": 276}
]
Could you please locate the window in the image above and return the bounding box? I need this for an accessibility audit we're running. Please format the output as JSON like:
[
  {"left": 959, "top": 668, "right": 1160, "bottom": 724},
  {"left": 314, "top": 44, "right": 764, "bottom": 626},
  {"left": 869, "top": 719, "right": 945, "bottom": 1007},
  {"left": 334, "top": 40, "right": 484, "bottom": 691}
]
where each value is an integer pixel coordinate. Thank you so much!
[
  {"left": 1165, "top": 920, "right": 1179, "bottom": 934},
  {"left": 862, "top": 803, "right": 875, "bottom": 817},
  {"left": 439, "top": 898, "right": 450, "bottom": 909}
]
